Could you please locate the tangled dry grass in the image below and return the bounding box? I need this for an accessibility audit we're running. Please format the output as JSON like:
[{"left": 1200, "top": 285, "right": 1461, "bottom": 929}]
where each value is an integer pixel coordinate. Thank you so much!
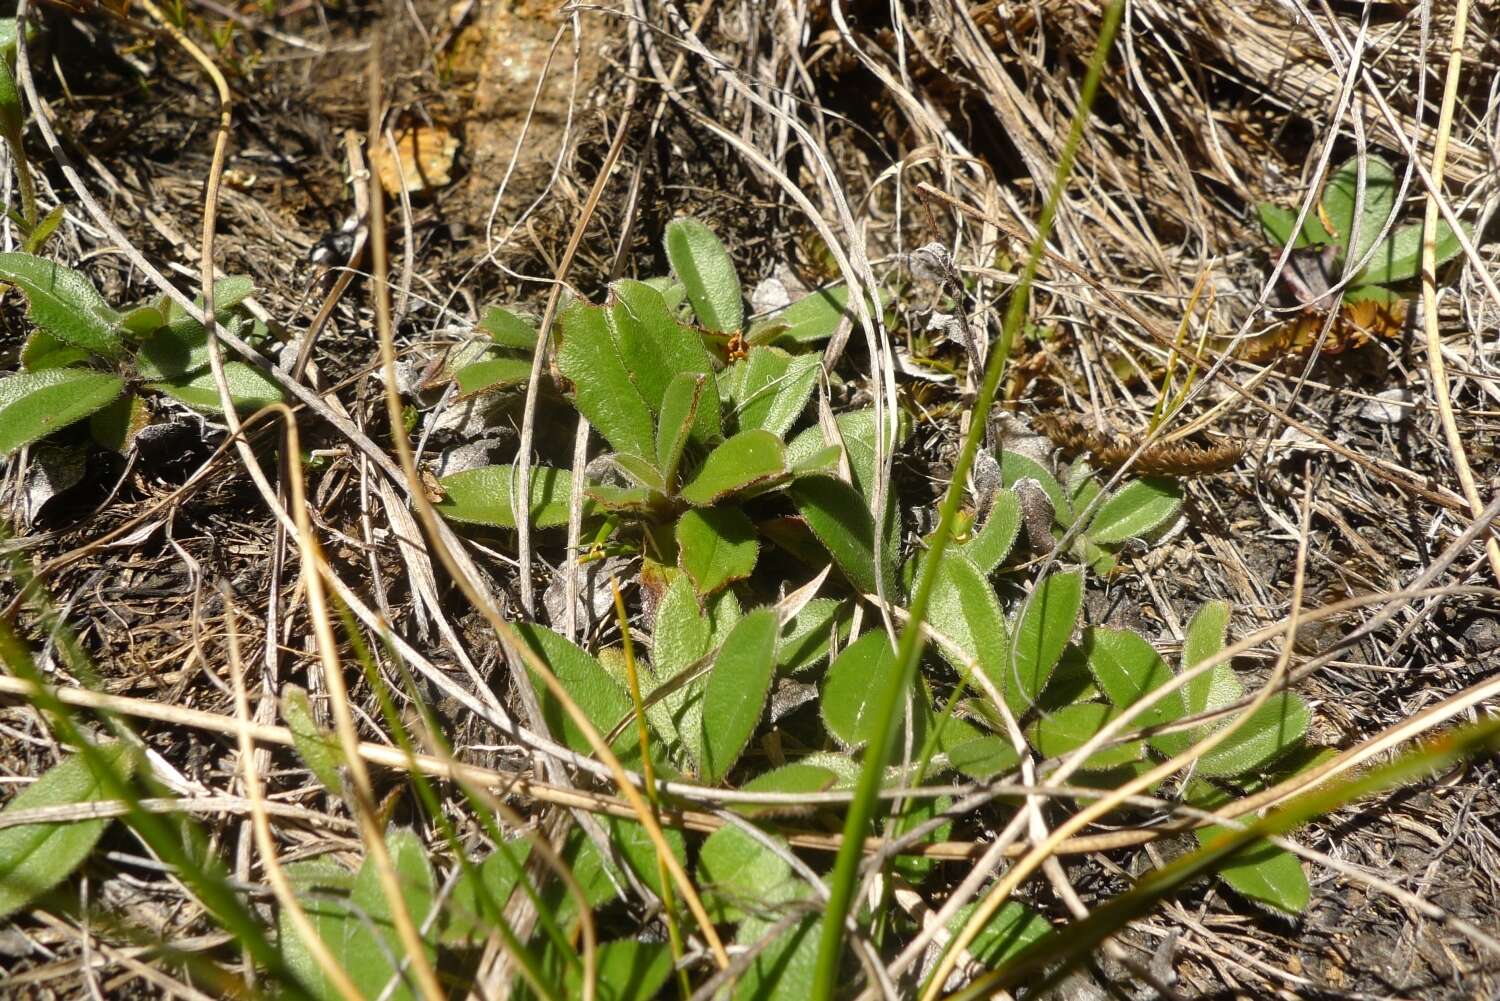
[{"left": 0, "top": 0, "right": 1498, "bottom": 998}]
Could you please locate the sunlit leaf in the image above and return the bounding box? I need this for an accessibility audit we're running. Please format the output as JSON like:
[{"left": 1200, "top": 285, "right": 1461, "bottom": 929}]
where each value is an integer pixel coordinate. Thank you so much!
[
  {"left": 698, "top": 825, "right": 802, "bottom": 923},
  {"left": 0, "top": 743, "right": 135, "bottom": 919},
  {"left": 677, "top": 506, "right": 758, "bottom": 596},
  {"left": 820, "top": 630, "right": 899, "bottom": 749},
  {"left": 478, "top": 305, "right": 538, "bottom": 349},
  {"left": 946, "top": 901, "right": 1051, "bottom": 966},
  {"left": 515, "top": 624, "right": 638, "bottom": 765},
  {"left": 959, "top": 488, "right": 1021, "bottom": 572},
  {"left": 665, "top": 217, "right": 743, "bottom": 333},
  {"left": 146, "top": 361, "right": 283, "bottom": 413},
  {"left": 723, "top": 347, "right": 819, "bottom": 438},
  {"left": 442, "top": 838, "right": 532, "bottom": 945},
  {"left": 1321, "top": 156, "right": 1396, "bottom": 264},
  {"left": 1196, "top": 829, "right": 1309, "bottom": 915},
  {"left": 1001, "top": 451, "right": 1071, "bottom": 526},
  {"left": 1081, "top": 626, "right": 1180, "bottom": 731},
  {"left": 282, "top": 685, "right": 342, "bottom": 794},
  {"left": 733, "top": 915, "right": 821, "bottom": 1001},
  {"left": 777, "top": 598, "right": 846, "bottom": 674},
  {"left": 734, "top": 762, "right": 839, "bottom": 817},
  {"left": 679, "top": 429, "right": 786, "bottom": 506},
  {"left": 437, "top": 464, "right": 583, "bottom": 530},
  {"left": 1197, "top": 692, "right": 1310, "bottom": 777},
  {"left": 0, "top": 252, "right": 123, "bottom": 360},
  {"left": 454, "top": 355, "right": 532, "bottom": 396},
  {"left": 0, "top": 368, "right": 125, "bottom": 456},
  {"left": 1357, "top": 219, "right": 1465, "bottom": 286},
  {"left": 1008, "top": 570, "right": 1084, "bottom": 715},
  {"left": 1085, "top": 477, "right": 1182, "bottom": 545},
  {"left": 1027, "top": 702, "right": 1144, "bottom": 770},
  {"left": 747, "top": 284, "right": 853, "bottom": 345},
  {"left": 657, "top": 371, "right": 705, "bottom": 492},
  {"left": 788, "top": 475, "right": 884, "bottom": 595},
  {"left": 699, "top": 609, "right": 778, "bottom": 783}
]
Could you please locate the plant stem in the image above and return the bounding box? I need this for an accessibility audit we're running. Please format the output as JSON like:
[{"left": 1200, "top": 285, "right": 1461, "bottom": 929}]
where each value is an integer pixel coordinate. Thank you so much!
[{"left": 806, "top": 4, "right": 1127, "bottom": 997}]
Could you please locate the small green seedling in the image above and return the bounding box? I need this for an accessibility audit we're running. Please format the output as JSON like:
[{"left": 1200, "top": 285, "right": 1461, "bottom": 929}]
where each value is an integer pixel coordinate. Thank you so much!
[{"left": 0, "top": 254, "right": 283, "bottom": 459}]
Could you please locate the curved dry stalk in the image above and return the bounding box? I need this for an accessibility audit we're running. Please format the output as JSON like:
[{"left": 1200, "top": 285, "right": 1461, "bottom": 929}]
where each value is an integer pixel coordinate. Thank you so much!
[{"left": 1418, "top": 0, "right": 1500, "bottom": 585}]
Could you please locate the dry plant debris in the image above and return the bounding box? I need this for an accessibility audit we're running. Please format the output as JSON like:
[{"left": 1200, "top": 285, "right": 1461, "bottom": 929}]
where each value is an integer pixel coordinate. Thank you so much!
[{"left": 0, "top": 1, "right": 1497, "bottom": 1000}]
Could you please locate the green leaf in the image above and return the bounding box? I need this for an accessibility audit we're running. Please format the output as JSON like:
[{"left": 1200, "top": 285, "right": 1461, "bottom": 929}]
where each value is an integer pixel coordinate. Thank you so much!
[
  {"left": 563, "top": 939, "right": 674, "bottom": 1001},
  {"left": 747, "top": 284, "right": 853, "bottom": 345},
  {"left": 1256, "top": 203, "right": 1307, "bottom": 249},
  {"left": 281, "top": 685, "right": 343, "bottom": 794},
  {"left": 723, "top": 347, "right": 820, "bottom": 438},
  {"left": 454, "top": 355, "right": 533, "bottom": 396},
  {"left": 820, "top": 630, "right": 899, "bottom": 749},
  {"left": 1197, "top": 692, "right": 1310, "bottom": 777},
  {"left": 0, "top": 252, "right": 124, "bottom": 361},
  {"left": 777, "top": 598, "right": 846, "bottom": 674},
  {"left": 664, "top": 217, "right": 743, "bottom": 333},
  {"left": 677, "top": 506, "right": 758, "bottom": 596},
  {"left": 442, "top": 838, "right": 532, "bottom": 945},
  {"left": 734, "top": 915, "right": 822, "bottom": 1001},
  {"left": 698, "top": 825, "right": 801, "bottom": 923},
  {"left": 0, "top": 369, "right": 125, "bottom": 456},
  {"left": 136, "top": 324, "right": 210, "bottom": 382},
  {"left": 436, "top": 464, "right": 582, "bottom": 530},
  {"left": 788, "top": 475, "right": 883, "bottom": 595},
  {"left": 656, "top": 371, "right": 705, "bottom": 492},
  {"left": 515, "top": 624, "right": 638, "bottom": 765},
  {"left": 1001, "top": 451, "right": 1070, "bottom": 525},
  {"left": 88, "top": 392, "right": 150, "bottom": 454},
  {"left": 943, "top": 732, "right": 1021, "bottom": 781},
  {"left": 735, "top": 762, "right": 839, "bottom": 817},
  {"left": 959, "top": 489, "right": 1021, "bottom": 572},
  {"left": 1085, "top": 477, "right": 1182, "bottom": 545},
  {"left": 1357, "top": 219, "right": 1464, "bottom": 286},
  {"left": 478, "top": 305, "right": 538, "bottom": 349},
  {"left": 891, "top": 793, "right": 952, "bottom": 883},
  {"left": 20, "top": 330, "right": 90, "bottom": 371},
  {"left": 1081, "top": 627, "right": 1179, "bottom": 731},
  {"left": 1027, "top": 702, "right": 1144, "bottom": 770},
  {"left": 1321, "top": 156, "right": 1396, "bottom": 263},
  {"left": 564, "top": 816, "right": 687, "bottom": 910},
  {"left": 557, "top": 298, "right": 658, "bottom": 460},
  {"left": 1008, "top": 570, "right": 1084, "bottom": 716},
  {"left": 147, "top": 362, "right": 283, "bottom": 413},
  {"left": 1196, "top": 830, "right": 1309, "bottom": 915},
  {"left": 699, "top": 608, "right": 778, "bottom": 783},
  {"left": 0, "top": 743, "right": 136, "bottom": 919},
  {"left": 1181, "top": 600, "right": 1233, "bottom": 716},
  {"left": 679, "top": 429, "right": 786, "bottom": 506},
  {"left": 921, "top": 550, "right": 1009, "bottom": 697},
  {"left": 608, "top": 279, "right": 723, "bottom": 446},
  {"left": 646, "top": 574, "right": 711, "bottom": 763},
  {"left": 786, "top": 407, "right": 902, "bottom": 502},
  {"left": 946, "top": 901, "right": 1051, "bottom": 966},
  {"left": 282, "top": 828, "right": 436, "bottom": 1001}
]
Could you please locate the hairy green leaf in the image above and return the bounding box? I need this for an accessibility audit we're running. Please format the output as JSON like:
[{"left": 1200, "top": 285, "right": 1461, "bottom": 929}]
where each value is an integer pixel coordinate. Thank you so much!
[
  {"left": 88, "top": 392, "right": 150, "bottom": 454},
  {"left": 947, "top": 901, "right": 1051, "bottom": 966},
  {"left": 442, "top": 838, "right": 532, "bottom": 945},
  {"left": 609, "top": 279, "right": 722, "bottom": 446},
  {"left": 1008, "top": 570, "right": 1084, "bottom": 715},
  {"left": 437, "top": 464, "right": 582, "bottom": 530},
  {"left": 516, "top": 624, "right": 637, "bottom": 765},
  {"left": 735, "top": 762, "right": 839, "bottom": 817},
  {"left": 665, "top": 217, "right": 743, "bottom": 333},
  {"left": 1086, "top": 477, "right": 1182, "bottom": 545},
  {"left": 959, "top": 488, "right": 1021, "bottom": 572},
  {"left": 20, "top": 329, "right": 90, "bottom": 371},
  {"left": 0, "top": 252, "right": 123, "bottom": 360},
  {"left": 557, "top": 299, "right": 658, "bottom": 460},
  {"left": 777, "top": 597, "right": 845, "bottom": 674},
  {"left": 1082, "top": 626, "right": 1180, "bottom": 730},
  {"left": 677, "top": 506, "right": 758, "bottom": 596},
  {"left": 0, "top": 743, "right": 135, "bottom": 919},
  {"left": 563, "top": 939, "right": 674, "bottom": 1001},
  {"left": 1197, "top": 692, "right": 1310, "bottom": 777},
  {"left": 1357, "top": 219, "right": 1464, "bottom": 286},
  {"left": 281, "top": 685, "right": 342, "bottom": 794},
  {"left": 679, "top": 429, "right": 786, "bottom": 506},
  {"left": 922, "top": 550, "right": 1010, "bottom": 699},
  {"left": 147, "top": 361, "right": 283, "bottom": 413},
  {"left": 747, "top": 284, "right": 853, "bottom": 345},
  {"left": 820, "top": 630, "right": 899, "bottom": 749},
  {"left": 788, "top": 475, "right": 882, "bottom": 595},
  {"left": 698, "top": 825, "right": 801, "bottom": 923},
  {"left": 657, "top": 371, "right": 705, "bottom": 492},
  {"left": 734, "top": 915, "right": 821, "bottom": 1001},
  {"left": 1027, "top": 702, "right": 1144, "bottom": 770},
  {"left": 724, "top": 347, "right": 819, "bottom": 438},
  {"left": 1197, "top": 830, "right": 1309, "bottom": 915},
  {"left": 1322, "top": 156, "right": 1396, "bottom": 264},
  {"left": 454, "top": 355, "right": 533, "bottom": 396},
  {"left": 0, "top": 368, "right": 125, "bottom": 456},
  {"left": 478, "top": 305, "right": 538, "bottom": 349},
  {"left": 700, "top": 608, "right": 778, "bottom": 783}
]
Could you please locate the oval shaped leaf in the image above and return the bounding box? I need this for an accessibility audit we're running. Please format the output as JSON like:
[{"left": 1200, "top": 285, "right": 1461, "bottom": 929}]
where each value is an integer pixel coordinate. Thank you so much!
[
  {"left": 735, "top": 762, "right": 839, "bottom": 817},
  {"left": 281, "top": 685, "right": 343, "bottom": 794},
  {"left": 959, "top": 488, "right": 1022, "bottom": 572},
  {"left": 437, "top": 464, "right": 581, "bottom": 530},
  {"left": 699, "top": 608, "right": 778, "bottom": 783},
  {"left": 697, "top": 825, "right": 801, "bottom": 923},
  {"left": 0, "top": 743, "right": 135, "bottom": 919},
  {"left": 820, "top": 630, "right": 899, "bottom": 749},
  {"left": 0, "top": 252, "right": 123, "bottom": 360},
  {"left": 1027, "top": 702, "right": 1144, "bottom": 770},
  {"left": 0, "top": 368, "right": 125, "bottom": 456},
  {"left": 608, "top": 279, "right": 723, "bottom": 447},
  {"left": 1082, "top": 626, "right": 1180, "bottom": 730},
  {"left": 478, "top": 305, "right": 538, "bottom": 349},
  {"left": 1357, "top": 219, "right": 1464, "bottom": 287},
  {"left": 1321, "top": 156, "right": 1395, "bottom": 263},
  {"left": 454, "top": 355, "right": 532, "bottom": 396},
  {"left": 921, "top": 549, "right": 1010, "bottom": 697},
  {"left": 146, "top": 362, "right": 283, "bottom": 413},
  {"left": 723, "top": 347, "right": 819, "bottom": 439},
  {"left": 516, "top": 623, "right": 637, "bottom": 765},
  {"left": 1009, "top": 570, "right": 1084, "bottom": 714},
  {"left": 1197, "top": 692, "right": 1310, "bottom": 777},
  {"left": 788, "top": 474, "right": 880, "bottom": 595},
  {"left": 1199, "top": 832, "right": 1310, "bottom": 915},
  {"left": 1086, "top": 477, "right": 1182, "bottom": 545},
  {"left": 679, "top": 429, "right": 786, "bottom": 507},
  {"left": 665, "top": 217, "right": 743, "bottom": 333},
  {"left": 677, "top": 506, "right": 758, "bottom": 596},
  {"left": 557, "top": 299, "right": 658, "bottom": 460},
  {"left": 657, "top": 371, "right": 705, "bottom": 490},
  {"left": 747, "top": 284, "right": 852, "bottom": 345}
]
